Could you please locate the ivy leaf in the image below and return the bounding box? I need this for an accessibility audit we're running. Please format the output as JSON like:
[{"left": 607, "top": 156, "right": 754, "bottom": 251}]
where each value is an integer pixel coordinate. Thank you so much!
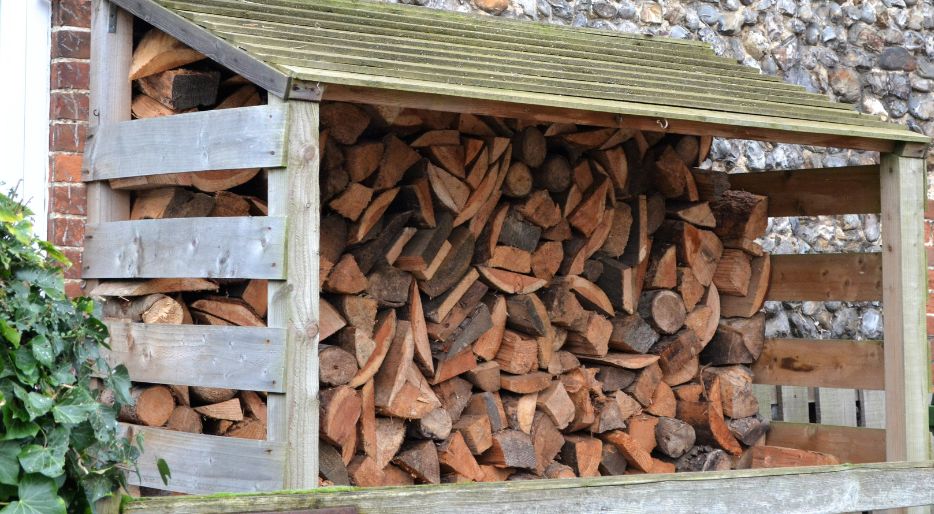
[
  {"left": 0, "top": 320, "right": 20, "bottom": 348},
  {"left": 0, "top": 411, "right": 38, "bottom": 441},
  {"left": 11, "top": 348, "right": 38, "bottom": 386},
  {"left": 18, "top": 445, "right": 64, "bottom": 479},
  {"left": 79, "top": 474, "right": 112, "bottom": 506},
  {"left": 156, "top": 459, "right": 171, "bottom": 486},
  {"left": 0, "top": 441, "right": 20, "bottom": 485},
  {"left": 107, "top": 366, "right": 132, "bottom": 407},
  {"left": 28, "top": 336, "right": 52, "bottom": 368},
  {"left": 52, "top": 388, "right": 96, "bottom": 425},
  {"left": 21, "top": 393, "right": 53, "bottom": 421},
  {"left": 0, "top": 474, "right": 66, "bottom": 514}
]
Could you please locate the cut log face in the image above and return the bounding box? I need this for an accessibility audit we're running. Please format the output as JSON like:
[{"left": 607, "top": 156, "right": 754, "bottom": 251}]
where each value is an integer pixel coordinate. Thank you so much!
[{"left": 302, "top": 112, "right": 773, "bottom": 486}]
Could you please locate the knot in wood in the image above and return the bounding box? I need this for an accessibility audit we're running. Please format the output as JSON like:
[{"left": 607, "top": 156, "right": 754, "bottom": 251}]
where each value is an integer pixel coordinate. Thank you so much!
[{"left": 300, "top": 143, "right": 318, "bottom": 162}]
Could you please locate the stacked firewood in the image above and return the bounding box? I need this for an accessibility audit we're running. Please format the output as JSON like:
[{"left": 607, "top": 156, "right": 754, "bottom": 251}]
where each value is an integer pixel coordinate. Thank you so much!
[
  {"left": 100, "top": 28, "right": 841, "bottom": 486},
  {"left": 312, "top": 101, "right": 817, "bottom": 487},
  {"left": 94, "top": 28, "right": 271, "bottom": 441}
]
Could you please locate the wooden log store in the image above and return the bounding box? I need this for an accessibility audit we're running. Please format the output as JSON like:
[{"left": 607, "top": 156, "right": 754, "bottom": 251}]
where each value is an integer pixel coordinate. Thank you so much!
[{"left": 81, "top": 0, "right": 933, "bottom": 510}]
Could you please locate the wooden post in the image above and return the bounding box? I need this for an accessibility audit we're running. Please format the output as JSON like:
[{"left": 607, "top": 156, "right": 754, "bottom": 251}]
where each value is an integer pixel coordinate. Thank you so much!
[
  {"left": 86, "top": 0, "right": 131, "bottom": 263},
  {"left": 266, "top": 95, "right": 320, "bottom": 489},
  {"left": 880, "top": 147, "right": 931, "bottom": 470}
]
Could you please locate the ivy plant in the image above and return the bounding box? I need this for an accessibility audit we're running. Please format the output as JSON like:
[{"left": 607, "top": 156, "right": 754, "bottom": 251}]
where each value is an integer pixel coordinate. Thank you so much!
[{"left": 0, "top": 191, "right": 138, "bottom": 513}]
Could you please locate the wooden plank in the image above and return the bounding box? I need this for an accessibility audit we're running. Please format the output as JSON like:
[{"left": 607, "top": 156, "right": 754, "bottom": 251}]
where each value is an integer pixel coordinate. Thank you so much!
[
  {"left": 102, "top": 322, "right": 285, "bottom": 392},
  {"left": 728, "top": 165, "right": 880, "bottom": 216},
  {"left": 880, "top": 151, "right": 931, "bottom": 464},
  {"left": 83, "top": 104, "right": 288, "bottom": 180},
  {"left": 86, "top": 0, "right": 132, "bottom": 287},
  {"left": 777, "top": 386, "right": 810, "bottom": 423},
  {"left": 859, "top": 390, "right": 886, "bottom": 429},
  {"left": 320, "top": 84, "right": 902, "bottom": 153},
  {"left": 767, "top": 253, "right": 882, "bottom": 301},
  {"left": 121, "top": 424, "right": 285, "bottom": 494},
  {"left": 107, "top": 0, "right": 291, "bottom": 97},
  {"left": 83, "top": 217, "right": 286, "bottom": 279},
  {"left": 815, "top": 388, "right": 858, "bottom": 427},
  {"left": 752, "top": 384, "right": 776, "bottom": 422},
  {"left": 752, "top": 338, "right": 884, "bottom": 390},
  {"left": 124, "top": 461, "right": 934, "bottom": 514},
  {"left": 265, "top": 170, "right": 289, "bottom": 445},
  {"left": 766, "top": 422, "right": 885, "bottom": 464},
  {"left": 277, "top": 99, "right": 321, "bottom": 489}
]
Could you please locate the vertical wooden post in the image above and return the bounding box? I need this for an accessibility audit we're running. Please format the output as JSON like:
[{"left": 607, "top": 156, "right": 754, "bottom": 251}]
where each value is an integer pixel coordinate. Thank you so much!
[
  {"left": 880, "top": 147, "right": 931, "bottom": 470},
  {"left": 86, "top": 0, "right": 131, "bottom": 232},
  {"left": 266, "top": 96, "right": 320, "bottom": 489}
]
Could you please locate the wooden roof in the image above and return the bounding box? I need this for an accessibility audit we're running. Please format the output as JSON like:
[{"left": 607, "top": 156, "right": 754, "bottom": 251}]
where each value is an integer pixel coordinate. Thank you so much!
[{"left": 113, "top": 0, "right": 928, "bottom": 146}]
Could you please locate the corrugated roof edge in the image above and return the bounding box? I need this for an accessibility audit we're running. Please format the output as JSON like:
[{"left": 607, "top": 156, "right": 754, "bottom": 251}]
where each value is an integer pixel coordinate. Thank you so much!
[{"left": 110, "top": 0, "right": 929, "bottom": 149}]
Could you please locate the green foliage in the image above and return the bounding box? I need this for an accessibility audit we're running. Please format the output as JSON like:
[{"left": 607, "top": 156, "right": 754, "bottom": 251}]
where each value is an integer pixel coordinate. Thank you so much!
[{"left": 0, "top": 191, "right": 138, "bottom": 513}]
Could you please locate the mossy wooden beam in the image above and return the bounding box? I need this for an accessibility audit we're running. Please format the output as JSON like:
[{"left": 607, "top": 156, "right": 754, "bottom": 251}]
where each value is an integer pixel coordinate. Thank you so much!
[{"left": 124, "top": 461, "right": 934, "bottom": 514}]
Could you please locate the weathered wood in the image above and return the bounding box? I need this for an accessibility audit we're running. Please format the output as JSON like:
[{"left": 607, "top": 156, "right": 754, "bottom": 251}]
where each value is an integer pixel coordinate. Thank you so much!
[
  {"left": 102, "top": 322, "right": 284, "bottom": 392},
  {"left": 737, "top": 445, "right": 839, "bottom": 469},
  {"left": 84, "top": 217, "right": 284, "bottom": 279},
  {"left": 766, "top": 422, "right": 885, "bottom": 464},
  {"left": 751, "top": 338, "right": 884, "bottom": 390},
  {"left": 120, "top": 424, "right": 283, "bottom": 494},
  {"left": 879, "top": 152, "right": 930, "bottom": 467},
  {"left": 84, "top": 105, "right": 286, "bottom": 181}
]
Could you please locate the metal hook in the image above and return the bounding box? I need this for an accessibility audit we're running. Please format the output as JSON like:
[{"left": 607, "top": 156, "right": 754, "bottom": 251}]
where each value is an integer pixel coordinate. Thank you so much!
[{"left": 656, "top": 118, "right": 669, "bottom": 130}]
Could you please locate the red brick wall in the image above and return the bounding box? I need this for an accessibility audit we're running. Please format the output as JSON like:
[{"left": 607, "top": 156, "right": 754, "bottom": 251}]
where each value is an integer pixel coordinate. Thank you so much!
[{"left": 48, "top": 0, "right": 90, "bottom": 298}]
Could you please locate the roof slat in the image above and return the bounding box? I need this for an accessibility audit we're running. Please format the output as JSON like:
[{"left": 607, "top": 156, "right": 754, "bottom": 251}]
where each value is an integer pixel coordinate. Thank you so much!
[{"left": 116, "top": 0, "right": 925, "bottom": 145}]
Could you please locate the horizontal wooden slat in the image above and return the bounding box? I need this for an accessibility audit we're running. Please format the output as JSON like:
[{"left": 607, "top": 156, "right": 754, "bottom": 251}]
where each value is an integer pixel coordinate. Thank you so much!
[
  {"left": 766, "top": 422, "right": 885, "bottom": 464},
  {"left": 729, "top": 165, "right": 880, "bottom": 216},
  {"left": 82, "top": 104, "right": 287, "bottom": 181},
  {"left": 767, "top": 253, "right": 882, "bottom": 301},
  {"left": 752, "top": 338, "right": 884, "bottom": 390},
  {"left": 103, "top": 322, "right": 285, "bottom": 392},
  {"left": 83, "top": 217, "right": 285, "bottom": 279},
  {"left": 124, "top": 461, "right": 934, "bottom": 513},
  {"left": 121, "top": 424, "right": 284, "bottom": 494}
]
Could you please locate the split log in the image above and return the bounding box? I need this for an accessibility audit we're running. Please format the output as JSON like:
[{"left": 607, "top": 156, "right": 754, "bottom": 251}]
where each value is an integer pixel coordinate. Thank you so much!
[
  {"left": 473, "top": 295, "right": 507, "bottom": 361},
  {"left": 103, "top": 294, "right": 184, "bottom": 324},
  {"left": 728, "top": 415, "right": 769, "bottom": 446},
  {"left": 655, "top": 417, "right": 695, "bottom": 458},
  {"left": 701, "top": 314, "right": 766, "bottom": 365},
  {"left": 710, "top": 190, "right": 768, "bottom": 242},
  {"left": 129, "top": 29, "right": 204, "bottom": 80},
  {"left": 536, "top": 382, "right": 575, "bottom": 430},
  {"left": 675, "top": 377, "right": 742, "bottom": 456},
  {"left": 137, "top": 68, "right": 219, "bottom": 110},
  {"left": 561, "top": 435, "right": 602, "bottom": 477},
  {"left": 650, "top": 329, "right": 701, "bottom": 387},
  {"left": 190, "top": 297, "right": 264, "bottom": 327},
  {"left": 464, "top": 392, "right": 508, "bottom": 432},
  {"left": 719, "top": 253, "right": 770, "bottom": 318},
  {"left": 481, "top": 430, "right": 537, "bottom": 470},
  {"left": 165, "top": 406, "right": 202, "bottom": 434},
  {"left": 737, "top": 446, "right": 839, "bottom": 469},
  {"left": 512, "top": 127, "right": 547, "bottom": 168},
  {"left": 701, "top": 365, "right": 759, "bottom": 419},
  {"left": 645, "top": 244, "right": 677, "bottom": 290},
  {"left": 608, "top": 314, "right": 659, "bottom": 353},
  {"left": 438, "top": 432, "right": 483, "bottom": 481},
  {"left": 638, "top": 290, "right": 686, "bottom": 335},
  {"left": 600, "top": 430, "right": 653, "bottom": 473},
  {"left": 119, "top": 386, "right": 175, "bottom": 427},
  {"left": 454, "top": 414, "right": 493, "bottom": 455},
  {"left": 465, "top": 361, "right": 502, "bottom": 393},
  {"left": 657, "top": 221, "right": 723, "bottom": 287},
  {"left": 537, "top": 155, "right": 573, "bottom": 192},
  {"left": 193, "top": 398, "right": 243, "bottom": 422},
  {"left": 625, "top": 362, "right": 663, "bottom": 407},
  {"left": 599, "top": 444, "right": 629, "bottom": 476},
  {"left": 531, "top": 412, "right": 564, "bottom": 475},
  {"left": 320, "top": 386, "right": 362, "bottom": 450},
  {"left": 503, "top": 162, "right": 534, "bottom": 198},
  {"left": 394, "top": 441, "right": 441, "bottom": 484},
  {"left": 321, "top": 103, "right": 371, "bottom": 145},
  {"left": 676, "top": 446, "right": 732, "bottom": 472},
  {"left": 319, "top": 345, "right": 359, "bottom": 387}
]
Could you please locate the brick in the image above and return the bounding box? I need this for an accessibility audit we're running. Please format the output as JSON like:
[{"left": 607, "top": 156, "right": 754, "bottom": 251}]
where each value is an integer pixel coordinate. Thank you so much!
[
  {"left": 926, "top": 220, "right": 934, "bottom": 246},
  {"left": 49, "top": 123, "right": 86, "bottom": 153},
  {"left": 925, "top": 199, "right": 934, "bottom": 220},
  {"left": 52, "top": 0, "right": 91, "bottom": 28},
  {"left": 50, "top": 61, "right": 90, "bottom": 90},
  {"left": 927, "top": 315, "right": 934, "bottom": 334},
  {"left": 50, "top": 91, "right": 89, "bottom": 121},
  {"left": 52, "top": 30, "right": 90, "bottom": 59},
  {"left": 48, "top": 217, "right": 85, "bottom": 248},
  {"left": 49, "top": 184, "right": 87, "bottom": 216},
  {"left": 64, "top": 280, "right": 84, "bottom": 298},
  {"left": 60, "top": 248, "right": 83, "bottom": 280},
  {"left": 50, "top": 154, "right": 83, "bottom": 183}
]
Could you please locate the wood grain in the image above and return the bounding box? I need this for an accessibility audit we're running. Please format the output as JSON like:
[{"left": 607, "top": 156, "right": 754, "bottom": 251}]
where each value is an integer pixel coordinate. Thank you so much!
[
  {"left": 83, "top": 217, "right": 285, "bottom": 279},
  {"left": 751, "top": 338, "right": 884, "bottom": 390},
  {"left": 767, "top": 253, "right": 881, "bottom": 301},
  {"left": 123, "top": 461, "right": 934, "bottom": 513},
  {"left": 102, "top": 322, "right": 285, "bottom": 392},
  {"left": 766, "top": 422, "right": 884, "bottom": 464},
  {"left": 728, "top": 165, "right": 880, "bottom": 216},
  {"left": 83, "top": 104, "right": 287, "bottom": 180}
]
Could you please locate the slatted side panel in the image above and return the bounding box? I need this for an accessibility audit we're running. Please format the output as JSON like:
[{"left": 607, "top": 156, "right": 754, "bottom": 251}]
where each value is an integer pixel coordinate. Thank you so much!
[
  {"left": 121, "top": 424, "right": 285, "bottom": 494},
  {"left": 731, "top": 166, "right": 886, "bottom": 449}
]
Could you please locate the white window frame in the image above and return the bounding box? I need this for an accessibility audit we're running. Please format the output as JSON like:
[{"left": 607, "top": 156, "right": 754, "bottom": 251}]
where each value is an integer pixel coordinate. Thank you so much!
[{"left": 0, "top": 0, "right": 52, "bottom": 237}]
